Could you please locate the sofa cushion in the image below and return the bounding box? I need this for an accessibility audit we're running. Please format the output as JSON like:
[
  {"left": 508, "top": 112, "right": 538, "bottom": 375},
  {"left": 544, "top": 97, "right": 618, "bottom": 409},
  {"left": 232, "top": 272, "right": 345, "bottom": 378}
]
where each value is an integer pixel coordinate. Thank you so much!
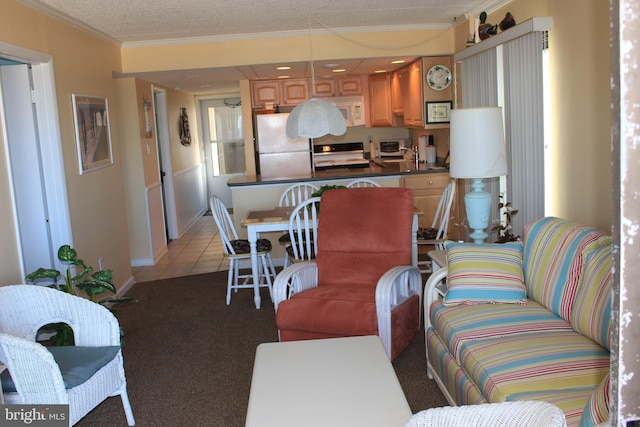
[
  {"left": 426, "top": 328, "right": 487, "bottom": 406},
  {"left": 430, "top": 299, "right": 573, "bottom": 359},
  {"left": 443, "top": 241, "right": 526, "bottom": 306},
  {"left": 579, "top": 373, "right": 609, "bottom": 427},
  {"left": 523, "top": 217, "right": 610, "bottom": 321},
  {"left": 570, "top": 244, "right": 612, "bottom": 350},
  {"left": 458, "top": 331, "right": 609, "bottom": 404}
]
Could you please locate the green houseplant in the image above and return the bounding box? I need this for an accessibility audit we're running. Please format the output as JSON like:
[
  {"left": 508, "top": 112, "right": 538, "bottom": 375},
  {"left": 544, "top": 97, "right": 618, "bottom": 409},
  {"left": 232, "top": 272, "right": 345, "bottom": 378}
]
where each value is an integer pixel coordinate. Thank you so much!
[{"left": 26, "top": 244, "right": 138, "bottom": 346}]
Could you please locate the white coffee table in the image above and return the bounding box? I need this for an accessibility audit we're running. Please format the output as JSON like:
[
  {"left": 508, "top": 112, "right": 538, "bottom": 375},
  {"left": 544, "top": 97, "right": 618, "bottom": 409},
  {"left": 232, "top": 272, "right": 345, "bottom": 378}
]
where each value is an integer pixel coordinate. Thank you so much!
[{"left": 246, "top": 336, "right": 412, "bottom": 427}]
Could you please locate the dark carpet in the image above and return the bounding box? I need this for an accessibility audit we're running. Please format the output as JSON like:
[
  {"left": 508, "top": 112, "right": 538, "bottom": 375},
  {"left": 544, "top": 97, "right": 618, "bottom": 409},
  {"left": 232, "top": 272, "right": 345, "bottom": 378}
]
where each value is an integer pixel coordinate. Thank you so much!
[{"left": 76, "top": 271, "right": 447, "bottom": 426}]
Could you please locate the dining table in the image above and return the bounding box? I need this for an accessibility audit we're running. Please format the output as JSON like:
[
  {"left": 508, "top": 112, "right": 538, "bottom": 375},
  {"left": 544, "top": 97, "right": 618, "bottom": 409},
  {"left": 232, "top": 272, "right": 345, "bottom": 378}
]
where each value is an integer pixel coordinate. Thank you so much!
[{"left": 241, "top": 206, "right": 421, "bottom": 309}]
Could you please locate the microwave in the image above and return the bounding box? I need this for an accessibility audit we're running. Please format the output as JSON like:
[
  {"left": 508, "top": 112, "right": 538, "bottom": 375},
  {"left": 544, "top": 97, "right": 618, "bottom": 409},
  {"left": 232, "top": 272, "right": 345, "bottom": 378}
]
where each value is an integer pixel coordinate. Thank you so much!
[
  {"left": 379, "top": 139, "right": 409, "bottom": 157},
  {"left": 330, "top": 96, "right": 365, "bottom": 127}
]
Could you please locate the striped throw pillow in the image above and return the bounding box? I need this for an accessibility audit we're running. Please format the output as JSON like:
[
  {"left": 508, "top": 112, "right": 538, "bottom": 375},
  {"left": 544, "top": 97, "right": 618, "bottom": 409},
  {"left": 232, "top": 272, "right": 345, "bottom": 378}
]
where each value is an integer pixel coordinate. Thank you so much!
[{"left": 443, "top": 241, "right": 527, "bottom": 306}]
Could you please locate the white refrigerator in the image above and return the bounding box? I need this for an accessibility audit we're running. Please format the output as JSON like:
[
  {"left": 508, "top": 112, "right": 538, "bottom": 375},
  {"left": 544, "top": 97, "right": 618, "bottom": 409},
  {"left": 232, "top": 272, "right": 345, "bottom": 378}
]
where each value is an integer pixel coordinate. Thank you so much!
[{"left": 256, "top": 113, "right": 312, "bottom": 178}]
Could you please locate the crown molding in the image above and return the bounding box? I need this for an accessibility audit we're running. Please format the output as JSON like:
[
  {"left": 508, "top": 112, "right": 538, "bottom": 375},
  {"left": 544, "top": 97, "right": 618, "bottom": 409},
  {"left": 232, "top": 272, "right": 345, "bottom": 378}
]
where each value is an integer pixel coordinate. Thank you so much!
[
  {"left": 121, "top": 23, "right": 451, "bottom": 49},
  {"left": 17, "top": 0, "right": 122, "bottom": 47}
]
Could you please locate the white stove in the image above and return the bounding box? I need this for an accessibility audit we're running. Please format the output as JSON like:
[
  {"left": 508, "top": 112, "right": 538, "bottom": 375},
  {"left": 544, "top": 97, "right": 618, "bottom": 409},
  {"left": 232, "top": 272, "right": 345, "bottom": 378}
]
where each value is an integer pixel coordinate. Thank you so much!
[{"left": 313, "top": 142, "right": 370, "bottom": 170}]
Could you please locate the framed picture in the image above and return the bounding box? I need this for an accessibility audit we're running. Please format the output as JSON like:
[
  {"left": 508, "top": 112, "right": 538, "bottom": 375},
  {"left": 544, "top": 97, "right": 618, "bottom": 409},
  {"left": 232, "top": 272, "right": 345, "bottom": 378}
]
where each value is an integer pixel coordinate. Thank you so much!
[
  {"left": 425, "top": 101, "right": 452, "bottom": 124},
  {"left": 72, "top": 94, "right": 113, "bottom": 174}
]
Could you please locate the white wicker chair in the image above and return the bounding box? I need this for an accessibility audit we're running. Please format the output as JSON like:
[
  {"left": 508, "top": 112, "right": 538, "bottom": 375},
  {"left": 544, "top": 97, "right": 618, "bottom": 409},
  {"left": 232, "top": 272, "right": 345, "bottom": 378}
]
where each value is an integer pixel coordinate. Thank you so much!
[
  {"left": 209, "top": 195, "right": 277, "bottom": 304},
  {"left": 0, "top": 284, "right": 135, "bottom": 426},
  {"left": 346, "top": 178, "right": 381, "bottom": 188},
  {"left": 405, "top": 401, "right": 567, "bottom": 427}
]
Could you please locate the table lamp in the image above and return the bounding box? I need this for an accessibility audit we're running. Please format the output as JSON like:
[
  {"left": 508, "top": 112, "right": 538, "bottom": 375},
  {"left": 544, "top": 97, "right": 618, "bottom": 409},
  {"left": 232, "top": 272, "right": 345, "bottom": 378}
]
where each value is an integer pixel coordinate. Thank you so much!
[{"left": 449, "top": 107, "right": 508, "bottom": 244}]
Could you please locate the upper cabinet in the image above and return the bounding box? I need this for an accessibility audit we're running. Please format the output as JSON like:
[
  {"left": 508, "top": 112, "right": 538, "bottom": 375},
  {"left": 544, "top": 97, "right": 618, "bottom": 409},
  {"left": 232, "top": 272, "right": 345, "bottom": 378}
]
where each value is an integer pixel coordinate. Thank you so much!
[
  {"left": 337, "top": 76, "right": 363, "bottom": 96},
  {"left": 252, "top": 76, "right": 365, "bottom": 107},
  {"left": 251, "top": 79, "right": 309, "bottom": 108},
  {"left": 402, "top": 60, "right": 424, "bottom": 128},
  {"left": 369, "top": 73, "right": 394, "bottom": 127},
  {"left": 313, "top": 79, "right": 336, "bottom": 97},
  {"left": 281, "top": 79, "right": 309, "bottom": 105},
  {"left": 252, "top": 81, "right": 281, "bottom": 108}
]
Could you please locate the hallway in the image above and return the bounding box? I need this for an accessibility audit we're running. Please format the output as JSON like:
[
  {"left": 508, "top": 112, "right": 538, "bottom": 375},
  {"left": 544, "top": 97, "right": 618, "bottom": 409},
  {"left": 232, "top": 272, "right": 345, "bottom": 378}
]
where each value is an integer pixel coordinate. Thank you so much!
[{"left": 132, "top": 215, "right": 229, "bottom": 283}]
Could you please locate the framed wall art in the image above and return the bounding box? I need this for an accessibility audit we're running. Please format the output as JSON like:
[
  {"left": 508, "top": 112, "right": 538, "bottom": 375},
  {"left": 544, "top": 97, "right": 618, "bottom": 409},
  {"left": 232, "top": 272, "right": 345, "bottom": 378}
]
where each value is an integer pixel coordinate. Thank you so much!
[
  {"left": 72, "top": 94, "right": 113, "bottom": 174},
  {"left": 425, "top": 101, "right": 453, "bottom": 124}
]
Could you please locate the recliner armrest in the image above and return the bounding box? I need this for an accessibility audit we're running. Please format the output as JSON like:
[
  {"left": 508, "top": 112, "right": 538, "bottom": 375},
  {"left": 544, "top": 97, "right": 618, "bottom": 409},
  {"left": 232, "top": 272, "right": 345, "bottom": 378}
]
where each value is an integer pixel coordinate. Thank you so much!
[
  {"left": 375, "top": 265, "right": 422, "bottom": 358},
  {"left": 272, "top": 262, "right": 319, "bottom": 311}
]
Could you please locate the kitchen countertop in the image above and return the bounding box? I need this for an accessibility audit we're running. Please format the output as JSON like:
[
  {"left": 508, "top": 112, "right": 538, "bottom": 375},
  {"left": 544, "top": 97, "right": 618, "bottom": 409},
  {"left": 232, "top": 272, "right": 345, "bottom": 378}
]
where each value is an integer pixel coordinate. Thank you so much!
[{"left": 227, "top": 160, "right": 449, "bottom": 187}]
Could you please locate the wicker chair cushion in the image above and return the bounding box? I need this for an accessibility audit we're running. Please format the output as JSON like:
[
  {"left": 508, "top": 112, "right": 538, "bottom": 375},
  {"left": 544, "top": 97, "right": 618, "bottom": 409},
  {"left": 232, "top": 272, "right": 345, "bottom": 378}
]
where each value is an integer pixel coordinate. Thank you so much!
[
  {"left": 230, "top": 238, "right": 271, "bottom": 254},
  {"left": 1, "top": 345, "right": 120, "bottom": 392}
]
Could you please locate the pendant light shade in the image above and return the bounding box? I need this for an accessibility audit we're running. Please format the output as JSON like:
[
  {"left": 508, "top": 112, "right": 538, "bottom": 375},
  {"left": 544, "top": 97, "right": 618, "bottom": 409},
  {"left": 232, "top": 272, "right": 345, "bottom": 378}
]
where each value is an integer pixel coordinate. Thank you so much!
[{"left": 286, "top": 97, "right": 347, "bottom": 139}]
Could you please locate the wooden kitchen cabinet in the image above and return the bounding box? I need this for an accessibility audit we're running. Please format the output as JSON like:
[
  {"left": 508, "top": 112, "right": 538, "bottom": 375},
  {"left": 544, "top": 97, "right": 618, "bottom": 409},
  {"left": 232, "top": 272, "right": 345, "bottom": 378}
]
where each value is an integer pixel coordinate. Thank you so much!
[
  {"left": 403, "top": 173, "right": 458, "bottom": 240},
  {"left": 313, "top": 78, "right": 336, "bottom": 97},
  {"left": 402, "top": 60, "right": 424, "bottom": 128},
  {"left": 368, "top": 73, "right": 394, "bottom": 127},
  {"left": 251, "top": 81, "right": 280, "bottom": 108},
  {"left": 282, "top": 79, "right": 309, "bottom": 104},
  {"left": 391, "top": 70, "right": 403, "bottom": 116},
  {"left": 337, "top": 76, "right": 363, "bottom": 96}
]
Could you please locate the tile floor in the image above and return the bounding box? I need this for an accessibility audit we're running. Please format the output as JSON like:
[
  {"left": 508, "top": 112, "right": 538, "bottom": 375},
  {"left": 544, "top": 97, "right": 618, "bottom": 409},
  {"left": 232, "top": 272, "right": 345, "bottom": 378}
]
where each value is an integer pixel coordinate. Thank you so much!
[{"left": 132, "top": 214, "right": 229, "bottom": 283}]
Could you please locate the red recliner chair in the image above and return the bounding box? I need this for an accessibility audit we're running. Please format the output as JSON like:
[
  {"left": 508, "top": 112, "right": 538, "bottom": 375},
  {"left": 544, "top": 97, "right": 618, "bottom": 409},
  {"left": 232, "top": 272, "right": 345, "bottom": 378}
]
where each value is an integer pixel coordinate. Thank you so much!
[{"left": 273, "top": 187, "right": 422, "bottom": 360}]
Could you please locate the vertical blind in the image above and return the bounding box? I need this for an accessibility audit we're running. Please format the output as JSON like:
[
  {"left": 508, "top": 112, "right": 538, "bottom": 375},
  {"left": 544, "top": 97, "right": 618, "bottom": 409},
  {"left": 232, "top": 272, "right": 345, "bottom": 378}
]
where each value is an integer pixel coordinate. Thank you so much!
[{"left": 456, "top": 31, "right": 546, "bottom": 240}]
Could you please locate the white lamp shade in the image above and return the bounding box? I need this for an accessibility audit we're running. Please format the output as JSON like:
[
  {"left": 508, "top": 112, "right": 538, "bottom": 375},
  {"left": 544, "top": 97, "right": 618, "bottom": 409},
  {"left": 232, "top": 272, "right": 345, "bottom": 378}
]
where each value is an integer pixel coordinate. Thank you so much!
[
  {"left": 286, "top": 97, "right": 347, "bottom": 139},
  {"left": 449, "top": 107, "right": 508, "bottom": 179}
]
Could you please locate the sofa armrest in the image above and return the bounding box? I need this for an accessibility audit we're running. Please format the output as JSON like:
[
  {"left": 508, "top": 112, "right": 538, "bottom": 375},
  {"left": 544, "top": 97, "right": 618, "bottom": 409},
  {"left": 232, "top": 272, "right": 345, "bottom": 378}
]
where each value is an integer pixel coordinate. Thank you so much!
[
  {"left": 424, "top": 267, "right": 448, "bottom": 331},
  {"left": 376, "top": 265, "right": 422, "bottom": 359},
  {"left": 273, "top": 262, "right": 319, "bottom": 311}
]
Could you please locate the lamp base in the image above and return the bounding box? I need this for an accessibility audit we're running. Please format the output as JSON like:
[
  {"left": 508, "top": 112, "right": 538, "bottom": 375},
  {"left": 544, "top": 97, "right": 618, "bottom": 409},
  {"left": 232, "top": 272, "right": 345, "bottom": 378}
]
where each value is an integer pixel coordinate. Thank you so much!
[{"left": 464, "top": 178, "right": 492, "bottom": 244}]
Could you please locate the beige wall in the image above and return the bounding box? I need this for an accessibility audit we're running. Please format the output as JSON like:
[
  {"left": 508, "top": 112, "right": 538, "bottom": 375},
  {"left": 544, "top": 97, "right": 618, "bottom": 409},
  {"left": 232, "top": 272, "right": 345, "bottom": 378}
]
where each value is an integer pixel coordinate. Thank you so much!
[
  {"left": 453, "top": 0, "right": 611, "bottom": 231},
  {"left": 0, "top": 0, "right": 132, "bottom": 288},
  {"left": 121, "top": 29, "right": 455, "bottom": 74},
  {"left": 113, "top": 77, "right": 151, "bottom": 261},
  {"left": 165, "top": 88, "right": 202, "bottom": 172}
]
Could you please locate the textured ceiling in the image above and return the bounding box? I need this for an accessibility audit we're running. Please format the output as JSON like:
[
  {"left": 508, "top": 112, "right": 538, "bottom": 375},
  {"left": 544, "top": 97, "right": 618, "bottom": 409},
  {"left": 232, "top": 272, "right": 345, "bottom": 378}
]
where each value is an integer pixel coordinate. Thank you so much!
[{"left": 17, "top": 0, "right": 511, "bottom": 93}]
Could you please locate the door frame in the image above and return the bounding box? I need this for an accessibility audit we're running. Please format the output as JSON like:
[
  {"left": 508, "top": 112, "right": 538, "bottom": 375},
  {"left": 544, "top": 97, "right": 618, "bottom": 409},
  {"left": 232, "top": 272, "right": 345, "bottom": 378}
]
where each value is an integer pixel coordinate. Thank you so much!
[
  {"left": 0, "top": 42, "right": 72, "bottom": 275},
  {"left": 153, "top": 86, "right": 178, "bottom": 240}
]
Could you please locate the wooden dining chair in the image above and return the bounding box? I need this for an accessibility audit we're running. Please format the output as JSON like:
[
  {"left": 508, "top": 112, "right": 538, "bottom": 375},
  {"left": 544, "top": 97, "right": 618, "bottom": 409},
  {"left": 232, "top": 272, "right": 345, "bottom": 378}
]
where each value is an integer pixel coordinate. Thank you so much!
[{"left": 209, "top": 195, "right": 277, "bottom": 304}]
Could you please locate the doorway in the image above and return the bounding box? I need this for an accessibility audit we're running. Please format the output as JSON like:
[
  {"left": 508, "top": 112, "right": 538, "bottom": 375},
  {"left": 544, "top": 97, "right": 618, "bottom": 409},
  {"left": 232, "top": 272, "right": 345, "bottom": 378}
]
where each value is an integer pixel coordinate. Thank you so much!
[
  {"left": 199, "top": 97, "right": 246, "bottom": 209},
  {"left": 0, "top": 44, "right": 72, "bottom": 277}
]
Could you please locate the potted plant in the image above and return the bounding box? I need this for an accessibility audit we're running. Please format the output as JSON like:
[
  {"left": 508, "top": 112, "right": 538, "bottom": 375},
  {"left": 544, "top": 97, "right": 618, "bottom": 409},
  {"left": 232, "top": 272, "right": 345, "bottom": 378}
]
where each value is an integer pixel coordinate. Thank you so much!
[
  {"left": 491, "top": 194, "right": 520, "bottom": 243},
  {"left": 26, "top": 244, "right": 138, "bottom": 346}
]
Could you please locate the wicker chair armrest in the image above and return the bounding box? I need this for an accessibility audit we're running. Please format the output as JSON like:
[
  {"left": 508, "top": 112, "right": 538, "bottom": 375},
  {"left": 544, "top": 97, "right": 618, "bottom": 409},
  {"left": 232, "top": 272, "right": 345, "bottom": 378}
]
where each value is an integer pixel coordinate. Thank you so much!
[
  {"left": 375, "top": 265, "right": 422, "bottom": 358},
  {"left": 0, "top": 332, "right": 68, "bottom": 403},
  {"left": 405, "top": 401, "right": 567, "bottom": 427},
  {"left": 424, "top": 267, "right": 448, "bottom": 331},
  {"left": 0, "top": 285, "right": 120, "bottom": 346},
  {"left": 273, "top": 262, "right": 319, "bottom": 311}
]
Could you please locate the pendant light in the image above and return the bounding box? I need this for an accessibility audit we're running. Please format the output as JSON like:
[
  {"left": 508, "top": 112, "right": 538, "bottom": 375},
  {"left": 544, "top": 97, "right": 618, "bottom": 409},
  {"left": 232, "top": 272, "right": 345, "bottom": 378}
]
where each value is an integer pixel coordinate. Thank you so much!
[{"left": 286, "top": 18, "right": 347, "bottom": 139}]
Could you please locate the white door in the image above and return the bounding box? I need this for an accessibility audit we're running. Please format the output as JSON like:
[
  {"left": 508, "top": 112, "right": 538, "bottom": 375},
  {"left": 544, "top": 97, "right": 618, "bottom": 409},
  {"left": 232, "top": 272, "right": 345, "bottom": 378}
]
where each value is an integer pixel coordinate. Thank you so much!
[
  {"left": 199, "top": 98, "right": 245, "bottom": 208},
  {"left": 0, "top": 62, "right": 54, "bottom": 274}
]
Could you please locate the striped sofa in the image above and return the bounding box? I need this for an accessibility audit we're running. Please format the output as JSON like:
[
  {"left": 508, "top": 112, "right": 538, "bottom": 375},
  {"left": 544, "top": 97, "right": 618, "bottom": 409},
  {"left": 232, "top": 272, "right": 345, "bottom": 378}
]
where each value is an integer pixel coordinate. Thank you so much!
[{"left": 423, "top": 217, "right": 612, "bottom": 427}]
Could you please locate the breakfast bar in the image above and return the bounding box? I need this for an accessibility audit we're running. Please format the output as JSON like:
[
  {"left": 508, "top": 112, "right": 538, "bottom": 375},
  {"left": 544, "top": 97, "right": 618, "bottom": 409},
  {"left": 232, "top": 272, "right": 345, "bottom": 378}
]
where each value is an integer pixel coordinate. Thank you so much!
[{"left": 228, "top": 160, "right": 452, "bottom": 271}]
